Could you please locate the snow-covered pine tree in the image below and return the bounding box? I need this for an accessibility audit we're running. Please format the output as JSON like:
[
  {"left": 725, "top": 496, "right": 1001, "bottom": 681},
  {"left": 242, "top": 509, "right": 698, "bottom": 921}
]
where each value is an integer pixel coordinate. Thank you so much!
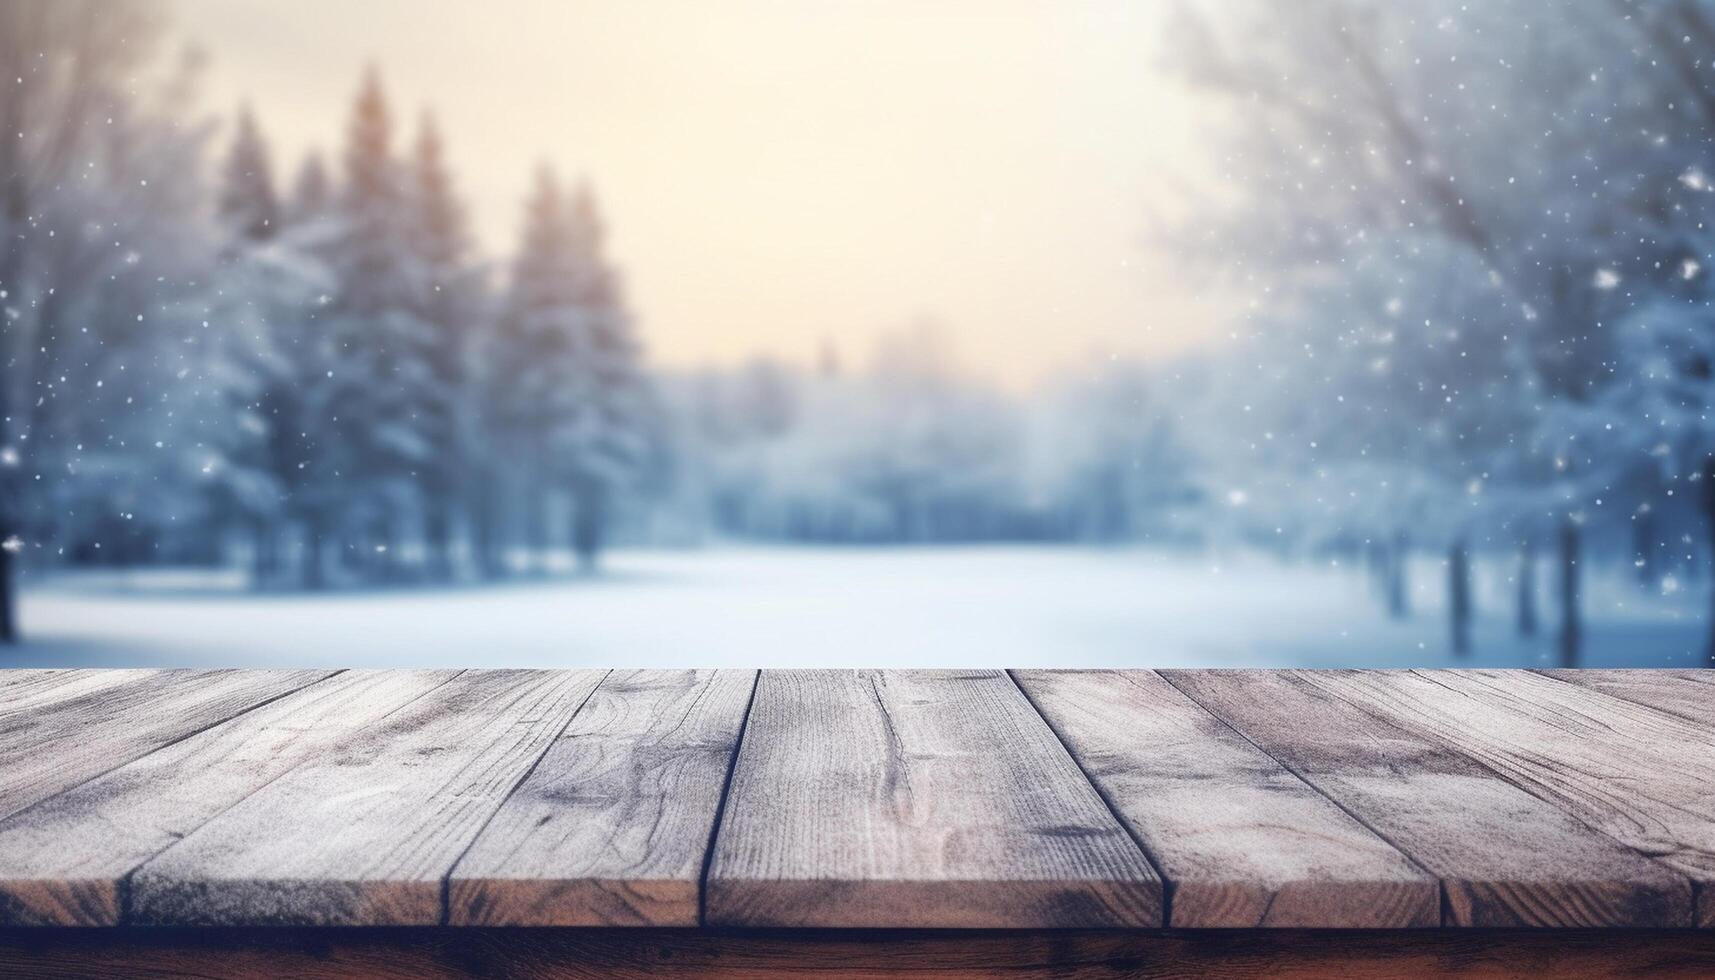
[
  {"left": 407, "top": 114, "right": 487, "bottom": 580},
  {"left": 209, "top": 108, "right": 340, "bottom": 588},
  {"left": 209, "top": 106, "right": 289, "bottom": 583},
  {"left": 323, "top": 69, "right": 435, "bottom": 581},
  {"left": 489, "top": 168, "right": 574, "bottom": 573},
  {"left": 558, "top": 182, "right": 650, "bottom": 569},
  {"left": 288, "top": 152, "right": 332, "bottom": 224},
  {"left": 219, "top": 107, "right": 280, "bottom": 243},
  {"left": 489, "top": 170, "right": 649, "bottom": 573}
]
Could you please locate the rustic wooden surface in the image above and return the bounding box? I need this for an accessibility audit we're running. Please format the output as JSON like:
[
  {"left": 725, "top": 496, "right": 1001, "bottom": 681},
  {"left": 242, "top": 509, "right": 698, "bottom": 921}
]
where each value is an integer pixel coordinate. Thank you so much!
[
  {"left": 0, "top": 669, "right": 332, "bottom": 823},
  {"left": 1318, "top": 669, "right": 1715, "bottom": 928},
  {"left": 1162, "top": 670, "right": 1692, "bottom": 927},
  {"left": 129, "top": 669, "right": 605, "bottom": 926},
  {"left": 705, "top": 670, "right": 1163, "bottom": 928},
  {"left": 1013, "top": 669, "right": 1437, "bottom": 928},
  {"left": 449, "top": 669, "right": 755, "bottom": 926},
  {"left": 0, "top": 667, "right": 1710, "bottom": 933},
  {"left": 1540, "top": 668, "right": 1715, "bottom": 726},
  {"left": 0, "top": 669, "right": 456, "bottom": 926}
]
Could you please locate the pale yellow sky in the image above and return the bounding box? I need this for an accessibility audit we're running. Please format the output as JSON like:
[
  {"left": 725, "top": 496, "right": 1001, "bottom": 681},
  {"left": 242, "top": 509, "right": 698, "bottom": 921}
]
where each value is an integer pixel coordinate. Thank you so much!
[{"left": 173, "top": 0, "right": 1225, "bottom": 388}]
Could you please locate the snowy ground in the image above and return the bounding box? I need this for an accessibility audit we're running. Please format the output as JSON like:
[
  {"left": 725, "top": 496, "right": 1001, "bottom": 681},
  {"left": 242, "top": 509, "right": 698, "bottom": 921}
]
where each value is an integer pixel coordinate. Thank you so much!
[{"left": 7, "top": 546, "right": 1708, "bottom": 669}]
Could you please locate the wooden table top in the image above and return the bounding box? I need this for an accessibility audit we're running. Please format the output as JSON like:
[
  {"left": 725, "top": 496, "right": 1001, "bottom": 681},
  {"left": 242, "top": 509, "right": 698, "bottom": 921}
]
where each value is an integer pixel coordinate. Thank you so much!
[{"left": 0, "top": 668, "right": 1710, "bottom": 930}]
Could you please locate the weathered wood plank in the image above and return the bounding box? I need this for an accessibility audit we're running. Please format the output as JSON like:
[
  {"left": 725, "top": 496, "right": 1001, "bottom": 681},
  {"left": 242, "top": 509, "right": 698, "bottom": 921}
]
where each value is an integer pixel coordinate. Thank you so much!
[
  {"left": 0, "top": 672, "right": 155, "bottom": 700},
  {"left": 0, "top": 668, "right": 65, "bottom": 688},
  {"left": 3, "top": 927, "right": 1714, "bottom": 979},
  {"left": 1539, "top": 669, "right": 1715, "bottom": 728},
  {"left": 450, "top": 669, "right": 755, "bottom": 926},
  {"left": 0, "top": 668, "right": 158, "bottom": 718},
  {"left": 0, "top": 669, "right": 332, "bottom": 823},
  {"left": 0, "top": 669, "right": 459, "bottom": 926},
  {"left": 1013, "top": 669, "right": 1437, "bottom": 927},
  {"left": 1315, "top": 669, "right": 1715, "bottom": 928},
  {"left": 705, "top": 669, "right": 1162, "bottom": 929},
  {"left": 1164, "top": 670, "right": 1691, "bottom": 927},
  {"left": 0, "top": 668, "right": 54, "bottom": 688},
  {"left": 128, "top": 669, "right": 605, "bottom": 926}
]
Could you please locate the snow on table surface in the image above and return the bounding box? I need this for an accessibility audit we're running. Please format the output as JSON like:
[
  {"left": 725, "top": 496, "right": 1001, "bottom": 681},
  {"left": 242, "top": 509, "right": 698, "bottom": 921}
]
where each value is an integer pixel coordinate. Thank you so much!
[{"left": 10, "top": 546, "right": 1706, "bottom": 669}]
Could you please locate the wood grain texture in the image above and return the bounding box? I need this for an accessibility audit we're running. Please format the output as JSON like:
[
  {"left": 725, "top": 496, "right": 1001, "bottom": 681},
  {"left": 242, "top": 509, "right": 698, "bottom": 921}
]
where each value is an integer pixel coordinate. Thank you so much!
[
  {"left": 0, "top": 668, "right": 55, "bottom": 688},
  {"left": 0, "top": 669, "right": 459, "bottom": 926},
  {"left": 1013, "top": 670, "right": 1437, "bottom": 928},
  {"left": 0, "top": 669, "right": 332, "bottom": 823},
  {"left": 0, "top": 668, "right": 156, "bottom": 708},
  {"left": 1538, "top": 669, "right": 1715, "bottom": 728},
  {"left": 705, "top": 669, "right": 1162, "bottom": 929},
  {"left": 1315, "top": 669, "right": 1715, "bottom": 928},
  {"left": 450, "top": 669, "right": 755, "bottom": 926},
  {"left": 2, "top": 927, "right": 1713, "bottom": 979},
  {"left": 1165, "top": 670, "right": 1692, "bottom": 928},
  {"left": 127, "top": 669, "right": 605, "bottom": 926}
]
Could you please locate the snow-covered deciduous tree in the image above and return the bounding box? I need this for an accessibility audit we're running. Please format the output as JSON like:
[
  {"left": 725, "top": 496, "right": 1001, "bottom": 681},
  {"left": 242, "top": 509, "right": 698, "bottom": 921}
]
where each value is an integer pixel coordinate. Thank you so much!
[
  {"left": 1167, "top": 0, "right": 1715, "bottom": 664},
  {"left": 0, "top": 0, "right": 220, "bottom": 638}
]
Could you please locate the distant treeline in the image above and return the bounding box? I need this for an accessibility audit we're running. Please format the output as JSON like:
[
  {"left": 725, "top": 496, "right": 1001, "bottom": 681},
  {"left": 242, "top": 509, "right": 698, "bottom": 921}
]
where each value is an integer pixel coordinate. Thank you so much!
[
  {"left": 0, "top": 2, "right": 1209, "bottom": 649},
  {"left": 0, "top": 2, "right": 650, "bottom": 641},
  {"left": 660, "top": 341, "right": 1200, "bottom": 548}
]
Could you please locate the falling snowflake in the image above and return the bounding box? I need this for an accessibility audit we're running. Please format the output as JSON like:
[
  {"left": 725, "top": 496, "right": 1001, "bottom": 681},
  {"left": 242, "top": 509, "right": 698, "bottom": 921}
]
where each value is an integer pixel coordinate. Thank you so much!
[
  {"left": 0, "top": 446, "right": 17, "bottom": 467},
  {"left": 1683, "top": 258, "right": 1702, "bottom": 280},
  {"left": 1682, "top": 168, "right": 1709, "bottom": 191},
  {"left": 1593, "top": 268, "right": 1621, "bottom": 290},
  {"left": 0, "top": 536, "right": 21, "bottom": 554}
]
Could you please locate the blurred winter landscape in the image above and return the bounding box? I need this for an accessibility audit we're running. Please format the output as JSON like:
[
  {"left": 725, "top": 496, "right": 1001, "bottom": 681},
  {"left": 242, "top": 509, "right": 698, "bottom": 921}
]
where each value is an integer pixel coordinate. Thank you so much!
[
  {"left": 6, "top": 1, "right": 1715, "bottom": 669},
  {"left": 17, "top": 548, "right": 1708, "bottom": 668}
]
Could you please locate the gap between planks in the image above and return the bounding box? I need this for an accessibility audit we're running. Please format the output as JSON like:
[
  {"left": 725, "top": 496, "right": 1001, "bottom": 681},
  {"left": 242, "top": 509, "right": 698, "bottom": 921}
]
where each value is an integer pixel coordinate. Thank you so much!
[{"left": 436, "top": 668, "right": 614, "bottom": 926}]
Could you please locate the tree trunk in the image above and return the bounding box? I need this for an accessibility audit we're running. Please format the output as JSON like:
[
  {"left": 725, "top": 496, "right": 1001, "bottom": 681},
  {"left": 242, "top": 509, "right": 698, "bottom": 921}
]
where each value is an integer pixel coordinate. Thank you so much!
[
  {"left": 1704, "top": 456, "right": 1715, "bottom": 668},
  {"left": 1634, "top": 503, "right": 1659, "bottom": 590},
  {"left": 1448, "top": 538, "right": 1472, "bottom": 656},
  {"left": 529, "top": 487, "right": 553, "bottom": 575},
  {"left": 1386, "top": 530, "right": 1410, "bottom": 618},
  {"left": 370, "top": 516, "right": 397, "bottom": 583},
  {"left": 303, "top": 518, "right": 328, "bottom": 591},
  {"left": 1366, "top": 539, "right": 1389, "bottom": 601},
  {"left": 250, "top": 518, "right": 274, "bottom": 590},
  {"left": 424, "top": 504, "right": 453, "bottom": 582},
  {"left": 1, "top": 39, "right": 26, "bottom": 644},
  {"left": 1516, "top": 534, "right": 1537, "bottom": 638},
  {"left": 473, "top": 487, "right": 502, "bottom": 579},
  {"left": 1558, "top": 515, "right": 1581, "bottom": 668},
  {"left": 572, "top": 482, "right": 608, "bottom": 573},
  {"left": 0, "top": 527, "right": 15, "bottom": 644}
]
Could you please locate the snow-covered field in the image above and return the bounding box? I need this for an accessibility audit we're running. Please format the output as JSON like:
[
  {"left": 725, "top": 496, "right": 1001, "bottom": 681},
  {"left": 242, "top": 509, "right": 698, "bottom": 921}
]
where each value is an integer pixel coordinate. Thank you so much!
[{"left": 8, "top": 546, "right": 1707, "bottom": 669}]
